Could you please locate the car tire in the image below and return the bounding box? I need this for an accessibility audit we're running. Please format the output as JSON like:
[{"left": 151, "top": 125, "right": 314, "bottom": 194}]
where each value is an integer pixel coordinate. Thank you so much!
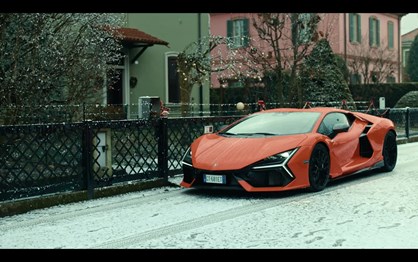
[
  {"left": 381, "top": 131, "right": 397, "bottom": 172},
  {"left": 309, "top": 143, "right": 330, "bottom": 192}
]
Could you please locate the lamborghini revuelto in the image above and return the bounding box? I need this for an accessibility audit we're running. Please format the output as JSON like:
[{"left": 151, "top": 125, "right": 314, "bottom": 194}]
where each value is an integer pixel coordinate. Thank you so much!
[{"left": 180, "top": 107, "right": 397, "bottom": 192}]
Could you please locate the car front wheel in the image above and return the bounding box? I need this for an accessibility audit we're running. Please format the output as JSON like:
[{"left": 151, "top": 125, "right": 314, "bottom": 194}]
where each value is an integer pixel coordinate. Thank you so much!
[{"left": 309, "top": 143, "right": 330, "bottom": 192}]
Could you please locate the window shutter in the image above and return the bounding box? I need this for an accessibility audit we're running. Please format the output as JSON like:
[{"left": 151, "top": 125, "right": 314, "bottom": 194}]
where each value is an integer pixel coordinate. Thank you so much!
[
  {"left": 227, "top": 20, "right": 233, "bottom": 39},
  {"left": 243, "top": 18, "right": 249, "bottom": 46},
  {"left": 357, "top": 15, "right": 361, "bottom": 43},
  {"left": 227, "top": 20, "right": 233, "bottom": 48},
  {"left": 349, "top": 13, "right": 354, "bottom": 42},
  {"left": 388, "top": 22, "right": 394, "bottom": 48},
  {"left": 376, "top": 19, "right": 380, "bottom": 46},
  {"left": 369, "top": 17, "right": 373, "bottom": 46}
]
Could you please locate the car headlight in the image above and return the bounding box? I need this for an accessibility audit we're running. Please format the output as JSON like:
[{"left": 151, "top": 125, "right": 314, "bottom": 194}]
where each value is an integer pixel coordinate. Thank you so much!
[
  {"left": 252, "top": 148, "right": 298, "bottom": 170},
  {"left": 182, "top": 147, "right": 193, "bottom": 167}
]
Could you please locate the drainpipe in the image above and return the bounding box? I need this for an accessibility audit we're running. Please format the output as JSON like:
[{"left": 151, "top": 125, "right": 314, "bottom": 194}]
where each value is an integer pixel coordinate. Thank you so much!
[
  {"left": 344, "top": 13, "right": 347, "bottom": 62},
  {"left": 398, "top": 15, "right": 401, "bottom": 83},
  {"left": 198, "top": 13, "right": 203, "bottom": 116}
]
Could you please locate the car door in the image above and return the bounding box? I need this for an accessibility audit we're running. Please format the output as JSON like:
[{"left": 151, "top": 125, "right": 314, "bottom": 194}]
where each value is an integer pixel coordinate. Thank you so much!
[{"left": 317, "top": 112, "right": 361, "bottom": 168}]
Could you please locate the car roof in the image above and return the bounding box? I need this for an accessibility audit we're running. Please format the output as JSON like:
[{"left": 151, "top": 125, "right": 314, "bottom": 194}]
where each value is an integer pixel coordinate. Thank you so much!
[{"left": 260, "top": 107, "right": 350, "bottom": 114}]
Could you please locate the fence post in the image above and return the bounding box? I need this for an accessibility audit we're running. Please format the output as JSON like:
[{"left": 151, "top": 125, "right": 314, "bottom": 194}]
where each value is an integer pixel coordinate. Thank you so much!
[
  {"left": 82, "top": 120, "right": 94, "bottom": 199},
  {"left": 405, "top": 107, "right": 410, "bottom": 139},
  {"left": 157, "top": 117, "right": 168, "bottom": 182}
]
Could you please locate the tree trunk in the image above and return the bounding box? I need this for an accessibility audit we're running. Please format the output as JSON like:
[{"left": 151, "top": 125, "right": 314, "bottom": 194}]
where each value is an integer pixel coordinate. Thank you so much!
[
  {"left": 276, "top": 68, "right": 284, "bottom": 106},
  {"left": 179, "top": 76, "right": 191, "bottom": 117}
]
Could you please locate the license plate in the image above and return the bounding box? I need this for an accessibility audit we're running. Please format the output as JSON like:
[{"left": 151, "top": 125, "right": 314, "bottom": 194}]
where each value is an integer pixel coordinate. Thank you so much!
[{"left": 203, "top": 174, "right": 226, "bottom": 184}]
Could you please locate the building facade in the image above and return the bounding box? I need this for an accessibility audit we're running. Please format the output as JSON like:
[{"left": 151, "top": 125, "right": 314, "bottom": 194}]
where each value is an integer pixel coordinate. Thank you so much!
[
  {"left": 210, "top": 13, "right": 404, "bottom": 89},
  {"left": 106, "top": 13, "right": 210, "bottom": 118}
]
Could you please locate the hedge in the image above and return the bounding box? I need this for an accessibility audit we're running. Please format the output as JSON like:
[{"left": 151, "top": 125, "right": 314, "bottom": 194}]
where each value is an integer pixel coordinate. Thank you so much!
[{"left": 349, "top": 83, "right": 418, "bottom": 108}]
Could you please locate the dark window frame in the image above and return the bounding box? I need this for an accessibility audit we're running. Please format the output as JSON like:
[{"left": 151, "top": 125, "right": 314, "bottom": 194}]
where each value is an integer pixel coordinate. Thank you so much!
[
  {"left": 227, "top": 18, "right": 249, "bottom": 49},
  {"left": 388, "top": 21, "right": 394, "bottom": 49},
  {"left": 167, "top": 55, "right": 180, "bottom": 103},
  {"left": 349, "top": 13, "right": 362, "bottom": 44},
  {"left": 369, "top": 16, "right": 380, "bottom": 47}
]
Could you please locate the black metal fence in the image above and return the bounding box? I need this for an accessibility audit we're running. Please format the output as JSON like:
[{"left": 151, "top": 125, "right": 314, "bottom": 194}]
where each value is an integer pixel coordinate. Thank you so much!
[
  {"left": 385, "top": 108, "right": 418, "bottom": 139},
  {"left": 0, "top": 116, "right": 241, "bottom": 202},
  {"left": 1, "top": 108, "right": 417, "bottom": 202}
]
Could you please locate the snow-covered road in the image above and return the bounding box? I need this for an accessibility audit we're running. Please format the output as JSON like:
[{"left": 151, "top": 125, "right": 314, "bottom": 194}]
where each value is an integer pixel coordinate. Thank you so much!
[{"left": 1, "top": 142, "right": 418, "bottom": 248}]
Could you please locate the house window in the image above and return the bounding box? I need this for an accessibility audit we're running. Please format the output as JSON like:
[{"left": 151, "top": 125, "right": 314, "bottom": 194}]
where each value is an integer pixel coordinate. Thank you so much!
[
  {"left": 167, "top": 55, "right": 180, "bottom": 103},
  {"left": 107, "top": 69, "right": 123, "bottom": 105},
  {"left": 227, "top": 19, "right": 249, "bottom": 48},
  {"left": 403, "top": 49, "right": 410, "bottom": 67},
  {"left": 388, "top": 21, "right": 394, "bottom": 49},
  {"left": 291, "top": 13, "right": 316, "bottom": 44},
  {"left": 369, "top": 17, "right": 380, "bottom": 47},
  {"left": 349, "top": 13, "right": 361, "bottom": 43},
  {"left": 386, "top": 75, "right": 396, "bottom": 83},
  {"left": 350, "top": 73, "right": 361, "bottom": 84}
]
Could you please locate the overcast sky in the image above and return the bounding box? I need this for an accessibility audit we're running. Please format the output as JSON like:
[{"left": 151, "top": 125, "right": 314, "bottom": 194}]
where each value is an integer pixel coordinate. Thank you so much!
[{"left": 401, "top": 13, "right": 418, "bottom": 35}]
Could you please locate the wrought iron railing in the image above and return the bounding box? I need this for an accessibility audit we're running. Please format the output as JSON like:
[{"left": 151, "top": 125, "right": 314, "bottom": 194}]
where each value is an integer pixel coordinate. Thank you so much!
[
  {"left": 0, "top": 116, "right": 241, "bottom": 201},
  {"left": 0, "top": 108, "right": 417, "bottom": 202}
]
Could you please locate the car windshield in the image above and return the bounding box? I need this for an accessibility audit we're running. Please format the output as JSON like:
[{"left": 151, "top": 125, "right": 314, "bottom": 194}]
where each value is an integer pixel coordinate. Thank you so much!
[{"left": 220, "top": 112, "right": 321, "bottom": 136}]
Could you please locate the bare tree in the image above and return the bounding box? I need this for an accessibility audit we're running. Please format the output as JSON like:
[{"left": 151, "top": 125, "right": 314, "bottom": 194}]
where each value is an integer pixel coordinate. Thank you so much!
[
  {"left": 246, "top": 13, "right": 287, "bottom": 105},
  {"left": 316, "top": 13, "right": 339, "bottom": 45},
  {"left": 348, "top": 41, "right": 373, "bottom": 84},
  {"left": 348, "top": 37, "right": 397, "bottom": 84},
  {"left": 0, "top": 13, "right": 124, "bottom": 124},
  {"left": 373, "top": 41, "right": 398, "bottom": 83},
  {"left": 177, "top": 35, "right": 260, "bottom": 115},
  {"left": 246, "top": 13, "right": 321, "bottom": 107}
]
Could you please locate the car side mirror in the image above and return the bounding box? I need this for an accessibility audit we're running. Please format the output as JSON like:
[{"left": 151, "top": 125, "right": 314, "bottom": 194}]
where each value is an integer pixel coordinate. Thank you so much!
[{"left": 332, "top": 122, "right": 350, "bottom": 134}]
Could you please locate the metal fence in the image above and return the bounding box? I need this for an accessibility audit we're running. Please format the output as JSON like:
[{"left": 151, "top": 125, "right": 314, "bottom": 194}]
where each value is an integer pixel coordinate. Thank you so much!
[
  {"left": 385, "top": 108, "right": 418, "bottom": 139},
  {"left": 0, "top": 116, "right": 241, "bottom": 201},
  {"left": 0, "top": 101, "right": 371, "bottom": 125},
  {"left": 1, "top": 107, "right": 417, "bottom": 202}
]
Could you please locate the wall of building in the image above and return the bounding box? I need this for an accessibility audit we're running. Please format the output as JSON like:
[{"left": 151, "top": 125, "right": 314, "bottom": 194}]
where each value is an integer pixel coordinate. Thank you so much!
[
  {"left": 126, "top": 13, "right": 210, "bottom": 114},
  {"left": 210, "top": 13, "right": 402, "bottom": 86}
]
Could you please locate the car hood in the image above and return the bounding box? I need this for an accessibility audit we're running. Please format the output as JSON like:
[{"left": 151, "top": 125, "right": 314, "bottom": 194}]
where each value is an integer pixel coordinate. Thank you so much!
[{"left": 191, "top": 133, "right": 308, "bottom": 170}]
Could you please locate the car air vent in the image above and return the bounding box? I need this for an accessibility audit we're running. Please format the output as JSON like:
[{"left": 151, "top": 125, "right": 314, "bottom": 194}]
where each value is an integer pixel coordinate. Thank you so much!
[
  {"left": 360, "top": 123, "right": 373, "bottom": 137},
  {"left": 359, "top": 122, "right": 373, "bottom": 158}
]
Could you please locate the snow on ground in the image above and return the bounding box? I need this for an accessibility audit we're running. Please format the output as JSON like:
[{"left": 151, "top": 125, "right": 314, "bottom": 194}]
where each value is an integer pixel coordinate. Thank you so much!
[{"left": 1, "top": 143, "right": 418, "bottom": 249}]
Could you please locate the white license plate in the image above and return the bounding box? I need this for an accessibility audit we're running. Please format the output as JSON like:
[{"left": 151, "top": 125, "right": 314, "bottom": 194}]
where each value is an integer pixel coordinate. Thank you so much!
[{"left": 203, "top": 174, "right": 226, "bottom": 184}]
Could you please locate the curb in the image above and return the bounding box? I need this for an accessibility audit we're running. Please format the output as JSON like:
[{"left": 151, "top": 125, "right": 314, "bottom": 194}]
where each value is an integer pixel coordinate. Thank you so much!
[{"left": 0, "top": 178, "right": 174, "bottom": 218}]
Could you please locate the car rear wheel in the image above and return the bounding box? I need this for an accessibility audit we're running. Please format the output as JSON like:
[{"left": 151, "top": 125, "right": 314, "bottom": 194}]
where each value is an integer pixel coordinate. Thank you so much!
[
  {"left": 381, "top": 131, "right": 397, "bottom": 172},
  {"left": 309, "top": 144, "right": 330, "bottom": 192}
]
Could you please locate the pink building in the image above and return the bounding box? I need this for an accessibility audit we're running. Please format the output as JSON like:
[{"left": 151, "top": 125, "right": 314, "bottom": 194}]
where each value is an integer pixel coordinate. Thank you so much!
[{"left": 210, "top": 13, "right": 404, "bottom": 88}]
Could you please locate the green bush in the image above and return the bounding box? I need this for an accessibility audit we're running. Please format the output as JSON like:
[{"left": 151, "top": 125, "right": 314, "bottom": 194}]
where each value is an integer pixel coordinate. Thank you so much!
[{"left": 300, "top": 39, "right": 355, "bottom": 108}]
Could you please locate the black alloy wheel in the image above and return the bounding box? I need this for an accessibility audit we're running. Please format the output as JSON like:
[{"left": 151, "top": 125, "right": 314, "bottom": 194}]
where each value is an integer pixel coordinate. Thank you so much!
[
  {"left": 381, "top": 131, "right": 397, "bottom": 172},
  {"left": 309, "top": 143, "right": 330, "bottom": 192}
]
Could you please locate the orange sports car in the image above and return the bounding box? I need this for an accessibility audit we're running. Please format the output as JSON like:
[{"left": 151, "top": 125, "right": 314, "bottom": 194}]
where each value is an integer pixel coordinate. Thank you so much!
[{"left": 180, "top": 107, "right": 397, "bottom": 192}]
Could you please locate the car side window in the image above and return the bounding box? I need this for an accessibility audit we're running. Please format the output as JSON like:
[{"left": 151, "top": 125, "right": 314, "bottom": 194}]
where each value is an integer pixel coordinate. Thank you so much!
[{"left": 318, "top": 113, "right": 350, "bottom": 136}]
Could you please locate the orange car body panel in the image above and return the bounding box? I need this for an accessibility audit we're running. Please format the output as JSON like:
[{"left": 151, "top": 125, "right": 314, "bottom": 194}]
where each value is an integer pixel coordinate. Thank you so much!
[{"left": 192, "top": 134, "right": 308, "bottom": 171}]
